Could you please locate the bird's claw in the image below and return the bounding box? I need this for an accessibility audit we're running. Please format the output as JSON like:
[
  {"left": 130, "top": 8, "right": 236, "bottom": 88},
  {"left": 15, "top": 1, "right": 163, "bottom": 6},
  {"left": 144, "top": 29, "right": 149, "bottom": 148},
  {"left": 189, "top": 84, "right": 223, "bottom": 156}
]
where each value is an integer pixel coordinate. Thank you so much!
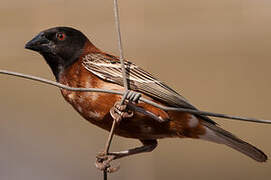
[
  {"left": 110, "top": 101, "right": 134, "bottom": 123},
  {"left": 95, "top": 152, "right": 120, "bottom": 173}
]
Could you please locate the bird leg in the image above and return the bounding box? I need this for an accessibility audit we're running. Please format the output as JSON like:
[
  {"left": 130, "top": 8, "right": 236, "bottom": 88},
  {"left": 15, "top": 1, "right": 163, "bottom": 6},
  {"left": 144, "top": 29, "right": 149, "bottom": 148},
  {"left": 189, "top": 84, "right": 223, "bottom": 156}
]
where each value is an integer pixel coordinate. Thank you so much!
[
  {"left": 95, "top": 140, "right": 157, "bottom": 173},
  {"left": 100, "top": 90, "right": 158, "bottom": 173}
]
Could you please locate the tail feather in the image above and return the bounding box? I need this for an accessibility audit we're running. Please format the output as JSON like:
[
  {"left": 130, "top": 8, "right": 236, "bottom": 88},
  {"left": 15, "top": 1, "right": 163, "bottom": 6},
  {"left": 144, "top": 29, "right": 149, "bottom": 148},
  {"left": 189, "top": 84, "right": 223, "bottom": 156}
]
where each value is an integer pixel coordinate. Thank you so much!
[{"left": 200, "top": 121, "right": 267, "bottom": 162}]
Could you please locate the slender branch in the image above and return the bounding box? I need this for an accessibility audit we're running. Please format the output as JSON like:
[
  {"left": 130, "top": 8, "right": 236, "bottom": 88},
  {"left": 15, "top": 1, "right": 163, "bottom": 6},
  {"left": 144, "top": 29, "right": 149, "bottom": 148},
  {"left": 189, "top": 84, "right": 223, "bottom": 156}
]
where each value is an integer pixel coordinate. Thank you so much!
[
  {"left": 0, "top": 70, "right": 121, "bottom": 94},
  {"left": 103, "top": 120, "right": 116, "bottom": 180},
  {"left": 113, "top": 0, "right": 128, "bottom": 91},
  {"left": 102, "top": 0, "right": 130, "bottom": 178},
  {"left": 141, "top": 98, "right": 271, "bottom": 124},
  {"left": 1, "top": 69, "right": 271, "bottom": 124}
]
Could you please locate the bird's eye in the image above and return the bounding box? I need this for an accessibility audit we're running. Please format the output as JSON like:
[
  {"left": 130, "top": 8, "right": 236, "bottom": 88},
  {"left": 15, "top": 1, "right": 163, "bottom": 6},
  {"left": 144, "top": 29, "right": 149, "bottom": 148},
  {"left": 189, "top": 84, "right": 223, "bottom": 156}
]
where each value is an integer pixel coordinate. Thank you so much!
[{"left": 56, "top": 32, "right": 66, "bottom": 41}]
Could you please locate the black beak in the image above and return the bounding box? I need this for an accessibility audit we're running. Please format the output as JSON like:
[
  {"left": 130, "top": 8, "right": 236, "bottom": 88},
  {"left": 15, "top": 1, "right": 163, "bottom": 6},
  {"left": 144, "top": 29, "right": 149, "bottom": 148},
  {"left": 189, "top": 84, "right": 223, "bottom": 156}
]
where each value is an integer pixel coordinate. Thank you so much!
[{"left": 25, "top": 32, "right": 50, "bottom": 52}]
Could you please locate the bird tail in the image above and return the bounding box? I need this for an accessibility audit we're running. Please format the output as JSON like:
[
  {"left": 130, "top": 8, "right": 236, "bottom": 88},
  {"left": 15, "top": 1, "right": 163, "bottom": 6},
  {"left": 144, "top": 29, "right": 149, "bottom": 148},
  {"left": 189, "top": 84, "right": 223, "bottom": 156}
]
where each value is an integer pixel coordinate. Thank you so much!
[{"left": 199, "top": 121, "right": 267, "bottom": 162}]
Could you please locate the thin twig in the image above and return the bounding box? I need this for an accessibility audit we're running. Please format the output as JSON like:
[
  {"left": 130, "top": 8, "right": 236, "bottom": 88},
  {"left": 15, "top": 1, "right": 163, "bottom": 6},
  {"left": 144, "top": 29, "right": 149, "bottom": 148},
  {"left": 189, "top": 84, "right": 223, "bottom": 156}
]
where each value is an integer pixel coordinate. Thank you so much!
[
  {"left": 0, "top": 70, "right": 121, "bottom": 94},
  {"left": 103, "top": 170, "right": 107, "bottom": 180},
  {"left": 103, "top": 121, "right": 116, "bottom": 180},
  {"left": 1, "top": 69, "right": 271, "bottom": 124},
  {"left": 102, "top": 0, "right": 129, "bottom": 178},
  {"left": 113, "top": 0, "right": 128, "bottom": 91}
]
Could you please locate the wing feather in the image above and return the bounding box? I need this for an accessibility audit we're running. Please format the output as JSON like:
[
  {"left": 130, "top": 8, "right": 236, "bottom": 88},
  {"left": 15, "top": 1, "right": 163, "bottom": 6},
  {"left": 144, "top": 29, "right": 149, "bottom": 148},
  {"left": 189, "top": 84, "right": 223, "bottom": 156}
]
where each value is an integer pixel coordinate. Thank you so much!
[{"left": 82, "top": 53, "right": 215, "bottom": 124}]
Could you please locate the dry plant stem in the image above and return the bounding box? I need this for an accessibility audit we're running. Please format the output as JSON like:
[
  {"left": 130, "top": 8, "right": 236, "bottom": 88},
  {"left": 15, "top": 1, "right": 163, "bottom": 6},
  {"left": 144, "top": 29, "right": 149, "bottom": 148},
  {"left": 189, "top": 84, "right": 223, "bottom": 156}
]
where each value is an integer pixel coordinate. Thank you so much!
[
  {"left": 104, "top": 92, "right": 129, "bottom": 155},
  {"left": 1, "top": 69, "right": 271, "bottom": 124},
  {"left": 101, "top": 0, "right": 129, "bottom": 177},
  {"left": 103, "top": 170, "right": 107, "bottom": 180},
  {"left": 113, "top": 0, "right": 127, "bottom": 91},
  {"left": 105, "top": 121, "right": 117, "bottom": 154},
  {"left": 103, "top": 119, "right": 116, "bottom": 180}
]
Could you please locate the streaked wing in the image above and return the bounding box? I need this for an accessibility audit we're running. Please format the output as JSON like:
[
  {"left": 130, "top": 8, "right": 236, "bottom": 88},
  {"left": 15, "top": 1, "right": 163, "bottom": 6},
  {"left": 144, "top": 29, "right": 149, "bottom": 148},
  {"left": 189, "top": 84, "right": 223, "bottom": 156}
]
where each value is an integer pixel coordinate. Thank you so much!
[
  {"left": 82, "top": 53, "right": 195, "bottom": 109},
  {"left": 82, "top": 53, "right": 216, "bottom": 124}
]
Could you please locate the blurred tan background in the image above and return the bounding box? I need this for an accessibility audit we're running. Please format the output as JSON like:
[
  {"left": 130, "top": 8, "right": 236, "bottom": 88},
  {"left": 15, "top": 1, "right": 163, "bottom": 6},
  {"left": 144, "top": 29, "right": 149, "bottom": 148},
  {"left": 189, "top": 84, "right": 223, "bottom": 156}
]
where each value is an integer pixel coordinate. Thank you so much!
[{"left": 1, "top": 0, "right": 271, "bottom": 179}]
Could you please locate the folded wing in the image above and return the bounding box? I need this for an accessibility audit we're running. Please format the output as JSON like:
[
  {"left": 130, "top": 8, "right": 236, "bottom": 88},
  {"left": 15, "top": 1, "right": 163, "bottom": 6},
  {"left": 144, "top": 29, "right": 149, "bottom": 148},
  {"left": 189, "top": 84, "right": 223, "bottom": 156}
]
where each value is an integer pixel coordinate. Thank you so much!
[{"left": 82, "top": 53, "right": 215, "bottom": 124}]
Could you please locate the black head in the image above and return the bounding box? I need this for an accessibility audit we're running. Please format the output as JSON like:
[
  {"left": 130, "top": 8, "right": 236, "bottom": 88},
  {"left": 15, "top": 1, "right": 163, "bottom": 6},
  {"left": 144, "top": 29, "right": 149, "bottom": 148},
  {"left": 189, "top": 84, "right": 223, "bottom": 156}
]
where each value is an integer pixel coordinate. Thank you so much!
[{"left": 25, "top": 27, "right": 88, "bottom": 80}]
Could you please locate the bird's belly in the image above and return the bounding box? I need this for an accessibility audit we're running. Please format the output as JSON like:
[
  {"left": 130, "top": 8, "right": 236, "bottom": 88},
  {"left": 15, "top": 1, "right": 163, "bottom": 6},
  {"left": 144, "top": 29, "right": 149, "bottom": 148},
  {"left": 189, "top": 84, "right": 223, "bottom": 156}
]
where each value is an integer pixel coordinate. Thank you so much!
[
  {"left": 61, "top": 90, "right": 175, "bottom": 139},
  {"left": 113, "top": 115, "right": 175, "bottom": 139},
  {"left": 84, "top": 108, "right": 175, "bottom": 140}
]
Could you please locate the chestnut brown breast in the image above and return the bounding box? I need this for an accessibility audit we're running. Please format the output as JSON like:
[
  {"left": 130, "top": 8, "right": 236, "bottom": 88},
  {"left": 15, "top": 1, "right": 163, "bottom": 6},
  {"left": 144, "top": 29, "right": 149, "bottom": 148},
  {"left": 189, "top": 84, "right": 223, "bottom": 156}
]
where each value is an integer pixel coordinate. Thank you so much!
[{"left": 58, "top": 59, "right": 206, "bottom": 140}]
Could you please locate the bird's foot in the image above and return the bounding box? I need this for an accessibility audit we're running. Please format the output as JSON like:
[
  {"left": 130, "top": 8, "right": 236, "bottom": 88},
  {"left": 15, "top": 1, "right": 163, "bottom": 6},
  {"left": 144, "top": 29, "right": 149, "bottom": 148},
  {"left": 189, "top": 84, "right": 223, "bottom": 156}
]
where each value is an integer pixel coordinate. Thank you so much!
[
  {"left": 125, "top": 90, "right": 141, "bottom": 103},
  {"left": 95, "top": 152, "right": 120, "bottom": 173},
  {"left": 110, "top": 101, "right": 134, "bottom": 123}
]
